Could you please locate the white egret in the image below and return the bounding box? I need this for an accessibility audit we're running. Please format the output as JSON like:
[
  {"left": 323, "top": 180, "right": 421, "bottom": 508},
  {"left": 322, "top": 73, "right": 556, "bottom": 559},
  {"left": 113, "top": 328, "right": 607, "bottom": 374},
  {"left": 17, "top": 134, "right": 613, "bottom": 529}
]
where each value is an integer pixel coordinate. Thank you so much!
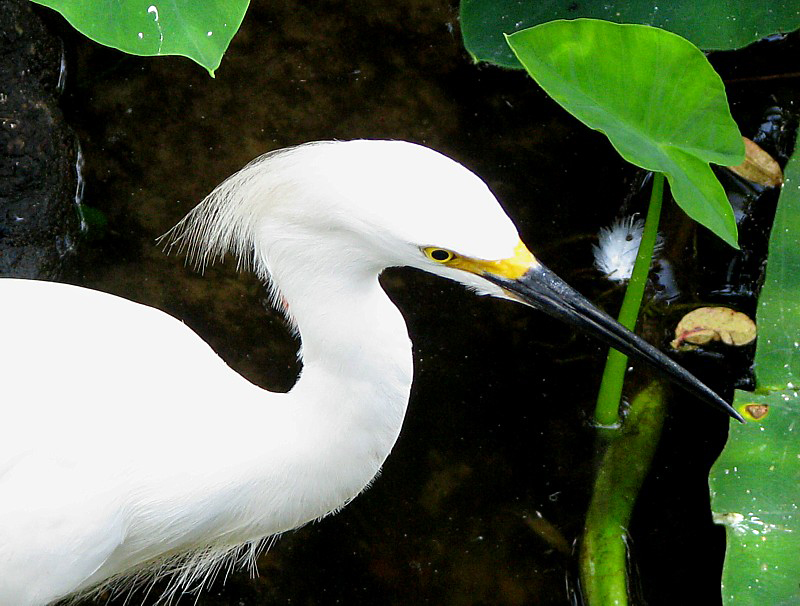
[{"left": 0, "top": 140, "right": 740, "bottom": 605}]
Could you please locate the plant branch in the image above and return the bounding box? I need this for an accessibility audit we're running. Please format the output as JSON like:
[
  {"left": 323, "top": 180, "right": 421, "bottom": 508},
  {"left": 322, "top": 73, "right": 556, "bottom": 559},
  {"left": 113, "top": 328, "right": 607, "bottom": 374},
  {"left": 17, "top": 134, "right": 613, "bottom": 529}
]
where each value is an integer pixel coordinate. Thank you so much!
[{"left": 594, "top": 173, "right": 665, "bottom": 426}]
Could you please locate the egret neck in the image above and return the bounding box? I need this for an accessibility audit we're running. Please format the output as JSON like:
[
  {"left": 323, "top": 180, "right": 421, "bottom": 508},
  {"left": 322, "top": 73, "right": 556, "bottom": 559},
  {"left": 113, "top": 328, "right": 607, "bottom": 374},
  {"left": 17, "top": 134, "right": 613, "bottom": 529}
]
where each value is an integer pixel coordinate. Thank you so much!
[{"left": 266, "top": 248, "right": 414, "bottom": 517}]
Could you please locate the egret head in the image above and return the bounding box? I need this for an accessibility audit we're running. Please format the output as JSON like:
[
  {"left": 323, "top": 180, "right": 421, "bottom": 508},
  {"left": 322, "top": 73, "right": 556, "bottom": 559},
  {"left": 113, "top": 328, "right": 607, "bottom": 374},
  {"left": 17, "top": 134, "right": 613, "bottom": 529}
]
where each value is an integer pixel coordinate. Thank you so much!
[
  {"left": 269, "top": 140, "right": 531, "bottom": 297},
  {"left": 165, "top": 141, "right": 519, "bottom": 284},
  {"left": 166, "top": 139, "right": 741, "bottom": 421}
]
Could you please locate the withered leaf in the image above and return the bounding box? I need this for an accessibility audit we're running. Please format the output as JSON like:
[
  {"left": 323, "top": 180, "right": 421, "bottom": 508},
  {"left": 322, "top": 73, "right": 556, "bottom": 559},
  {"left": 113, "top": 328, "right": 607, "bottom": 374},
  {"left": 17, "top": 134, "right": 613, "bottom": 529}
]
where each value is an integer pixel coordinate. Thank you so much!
[
  {"left": 671, "top": 306, "right": 757, "bottom": 350},
  {"left": 727, "top": 137, "right": 783, "bottom": 187}
]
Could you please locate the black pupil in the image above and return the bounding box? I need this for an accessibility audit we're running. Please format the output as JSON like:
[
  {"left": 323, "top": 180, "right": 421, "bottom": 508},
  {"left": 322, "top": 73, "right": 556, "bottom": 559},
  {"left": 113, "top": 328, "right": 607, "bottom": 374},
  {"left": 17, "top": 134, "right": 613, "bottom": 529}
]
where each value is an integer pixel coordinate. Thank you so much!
[{"left": 431, "top": 249, "right": 450, "bottom": 261}]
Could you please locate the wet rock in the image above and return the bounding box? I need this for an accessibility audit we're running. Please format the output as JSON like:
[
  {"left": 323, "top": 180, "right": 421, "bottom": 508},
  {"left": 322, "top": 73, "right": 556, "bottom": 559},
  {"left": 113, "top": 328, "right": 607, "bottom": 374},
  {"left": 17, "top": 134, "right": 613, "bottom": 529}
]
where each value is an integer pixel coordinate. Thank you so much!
[{"left": 0, "top": 0, "right": 80, "bottom": 278}]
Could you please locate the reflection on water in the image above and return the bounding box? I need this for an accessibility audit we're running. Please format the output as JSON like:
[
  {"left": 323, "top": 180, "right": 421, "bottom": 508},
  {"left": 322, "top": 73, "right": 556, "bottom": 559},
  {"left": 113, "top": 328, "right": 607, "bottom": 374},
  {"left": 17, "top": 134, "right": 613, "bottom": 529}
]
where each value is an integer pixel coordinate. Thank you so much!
[{"left": 48, "top": 2, "right": 798, "bottom": 604}]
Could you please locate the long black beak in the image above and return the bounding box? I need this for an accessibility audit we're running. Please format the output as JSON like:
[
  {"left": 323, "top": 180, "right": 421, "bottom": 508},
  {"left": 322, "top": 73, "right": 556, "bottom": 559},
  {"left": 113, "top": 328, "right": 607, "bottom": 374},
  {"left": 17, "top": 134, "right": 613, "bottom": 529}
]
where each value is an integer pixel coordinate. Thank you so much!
[{"left": 484, "top": 263, "right": 743, "bottom": 422}]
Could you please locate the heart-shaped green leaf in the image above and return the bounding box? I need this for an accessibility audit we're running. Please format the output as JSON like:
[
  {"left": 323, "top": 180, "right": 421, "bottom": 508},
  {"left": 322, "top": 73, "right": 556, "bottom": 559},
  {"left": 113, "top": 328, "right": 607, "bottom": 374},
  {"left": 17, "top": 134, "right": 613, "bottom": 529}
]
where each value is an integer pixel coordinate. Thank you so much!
[
  {"left": 30, "top": 0, "right": 249, "bottom": 76},
  {"left": 506, "top": 20, "right": 743, "bottom": 247}
]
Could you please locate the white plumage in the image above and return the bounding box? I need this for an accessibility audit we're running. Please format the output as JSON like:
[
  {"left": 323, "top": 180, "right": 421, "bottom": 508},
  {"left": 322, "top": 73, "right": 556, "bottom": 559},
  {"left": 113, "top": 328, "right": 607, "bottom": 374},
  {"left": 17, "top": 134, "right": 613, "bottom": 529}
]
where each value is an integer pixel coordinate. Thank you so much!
[{"left": 0, "top": 140, "right": 737, "bottom": 605}]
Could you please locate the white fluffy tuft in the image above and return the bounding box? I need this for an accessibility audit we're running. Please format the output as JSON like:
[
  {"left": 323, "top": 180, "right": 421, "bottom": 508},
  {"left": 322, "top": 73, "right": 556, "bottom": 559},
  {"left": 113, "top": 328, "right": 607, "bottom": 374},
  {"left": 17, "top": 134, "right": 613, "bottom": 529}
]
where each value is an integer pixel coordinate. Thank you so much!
[{"left": 592, "top": 215, "right": 662, "bottom": 282}]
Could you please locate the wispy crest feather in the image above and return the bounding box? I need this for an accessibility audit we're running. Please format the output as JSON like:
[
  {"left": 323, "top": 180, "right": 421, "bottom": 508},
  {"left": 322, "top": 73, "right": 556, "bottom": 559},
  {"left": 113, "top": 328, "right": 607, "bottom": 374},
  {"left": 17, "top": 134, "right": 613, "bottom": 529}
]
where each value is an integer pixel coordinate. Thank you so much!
[{"left": 160, "top": 143, "right": 327, "bottom": 280}]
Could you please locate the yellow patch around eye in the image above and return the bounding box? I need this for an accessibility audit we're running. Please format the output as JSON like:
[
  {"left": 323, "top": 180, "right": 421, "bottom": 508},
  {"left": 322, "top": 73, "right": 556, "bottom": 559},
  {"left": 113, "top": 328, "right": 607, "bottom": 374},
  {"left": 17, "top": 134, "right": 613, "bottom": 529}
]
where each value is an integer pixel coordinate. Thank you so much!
[
  {"left": 449, "top": 239, "right": 538, "bottom": 280},
  {"left": 423, "top": 247, "right": 456, "bottom": 263}
]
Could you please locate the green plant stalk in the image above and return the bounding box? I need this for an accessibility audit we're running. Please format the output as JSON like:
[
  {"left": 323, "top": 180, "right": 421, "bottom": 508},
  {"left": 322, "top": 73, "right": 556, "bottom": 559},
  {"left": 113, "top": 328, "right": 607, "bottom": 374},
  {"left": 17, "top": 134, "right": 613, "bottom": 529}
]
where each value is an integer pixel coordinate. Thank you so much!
[
  {"left": 580, "top": 172, "right": 667, "bottom": 605},
  {"left": 594, "top": 172, "right": 665, "bottom": 426},
  {"left": 580, "top": 378, "right": 668, "bottom": 606}
]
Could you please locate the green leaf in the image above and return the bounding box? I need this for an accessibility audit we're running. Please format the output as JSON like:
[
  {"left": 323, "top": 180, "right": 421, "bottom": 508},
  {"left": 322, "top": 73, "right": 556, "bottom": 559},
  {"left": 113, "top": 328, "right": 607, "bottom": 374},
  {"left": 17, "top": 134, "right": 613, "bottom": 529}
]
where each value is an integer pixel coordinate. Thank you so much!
[
  {"left": 29, "top": 0, "right": 249, "bottom": 76},
  {"left": 461, "top": 0, "right": 800, "bottom": 69},
  {"left": 711, "top": 391, "right": 800, "bottom": 605},
  {"left": 751, "top": 154, "right": 800, "bottom": 389},
  {"left": 506, "top": 20, "right": 743, "bottom": 248},
  {"left": 710, "top": 137, "right": 800, "bottom": 605}
]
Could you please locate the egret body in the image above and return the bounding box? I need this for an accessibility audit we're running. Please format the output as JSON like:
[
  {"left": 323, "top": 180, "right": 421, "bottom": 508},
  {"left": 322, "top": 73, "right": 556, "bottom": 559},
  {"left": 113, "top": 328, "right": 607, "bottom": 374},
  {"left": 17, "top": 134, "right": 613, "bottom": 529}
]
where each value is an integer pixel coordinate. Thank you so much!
[{"left": 0, "top": 140, "right": 739, "bottom": 605}]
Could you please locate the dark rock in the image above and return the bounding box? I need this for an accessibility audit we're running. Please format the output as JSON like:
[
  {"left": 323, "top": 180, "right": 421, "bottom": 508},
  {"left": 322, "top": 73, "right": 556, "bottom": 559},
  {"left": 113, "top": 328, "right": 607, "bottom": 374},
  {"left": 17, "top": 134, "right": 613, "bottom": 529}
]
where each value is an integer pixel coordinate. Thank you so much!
[{"left": 0, "top": 0, "right": 80, "bottom": 278}]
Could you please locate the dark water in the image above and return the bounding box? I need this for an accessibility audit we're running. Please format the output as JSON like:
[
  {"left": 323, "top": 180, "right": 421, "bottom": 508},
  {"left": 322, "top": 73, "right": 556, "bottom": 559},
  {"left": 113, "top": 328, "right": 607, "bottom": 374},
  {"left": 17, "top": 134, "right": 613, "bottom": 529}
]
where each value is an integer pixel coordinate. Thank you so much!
[{"left": 43, "top": 2, "right": 798, "bottom": 604}]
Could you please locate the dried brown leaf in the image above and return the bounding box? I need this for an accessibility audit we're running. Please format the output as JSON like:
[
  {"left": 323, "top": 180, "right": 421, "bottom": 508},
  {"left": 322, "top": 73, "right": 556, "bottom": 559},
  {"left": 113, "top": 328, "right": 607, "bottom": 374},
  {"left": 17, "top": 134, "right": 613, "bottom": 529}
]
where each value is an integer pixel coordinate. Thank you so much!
[
  {"left": 671, "top": 306, "right": 757, "bottom": 350},
  {"left": 727, "top": 137, "right": 783, "bottom": 187}
]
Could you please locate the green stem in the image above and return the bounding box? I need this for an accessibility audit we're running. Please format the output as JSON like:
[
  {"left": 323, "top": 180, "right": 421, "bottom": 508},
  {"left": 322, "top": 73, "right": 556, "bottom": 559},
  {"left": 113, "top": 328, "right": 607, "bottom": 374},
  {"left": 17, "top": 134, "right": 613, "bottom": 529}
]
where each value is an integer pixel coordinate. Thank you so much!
[
  {"left": 580, "top": 379, "right": 669, "bottom": 606},
  {"left": 580, "top": 172, "right": 668, "bottom": 606},
  {"left": 593, "top": 173, "right": 665, "bottom": 427}
]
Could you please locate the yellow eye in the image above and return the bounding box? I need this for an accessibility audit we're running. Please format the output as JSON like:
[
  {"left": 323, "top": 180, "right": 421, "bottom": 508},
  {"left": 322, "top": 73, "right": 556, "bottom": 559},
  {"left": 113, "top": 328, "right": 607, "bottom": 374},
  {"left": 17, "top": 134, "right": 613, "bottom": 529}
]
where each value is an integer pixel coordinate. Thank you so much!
[{"left": 423, "top": 247, "right": 456, "bottom": 263}]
